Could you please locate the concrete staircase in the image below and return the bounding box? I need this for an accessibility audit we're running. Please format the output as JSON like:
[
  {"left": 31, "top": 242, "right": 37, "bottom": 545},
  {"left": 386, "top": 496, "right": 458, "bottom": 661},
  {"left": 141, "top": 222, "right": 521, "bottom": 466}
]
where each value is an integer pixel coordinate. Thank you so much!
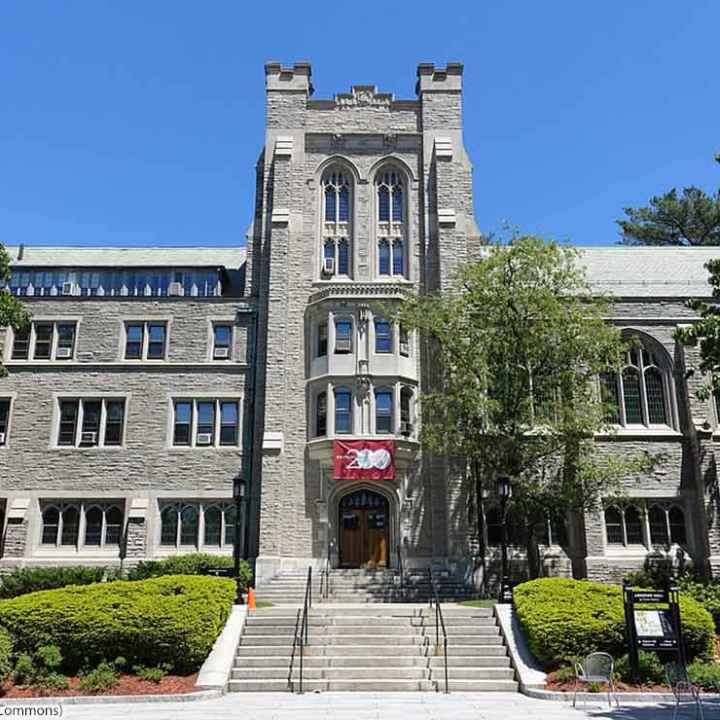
[
  {"left": 256, "top": 568, "right": 476, "bottom": 604},
  {"left": 229, "top": 604, "right": 517, "bottom": 692}
]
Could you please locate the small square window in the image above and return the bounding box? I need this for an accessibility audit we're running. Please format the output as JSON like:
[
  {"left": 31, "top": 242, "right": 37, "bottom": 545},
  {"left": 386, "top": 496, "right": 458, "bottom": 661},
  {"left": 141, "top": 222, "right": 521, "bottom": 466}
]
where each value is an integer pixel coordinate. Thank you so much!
[
  {"left": 125, "top": 324, "right": 144, "bottom": 359},
  {"left": 375, "top": 320, "right": 392, "bottom": 354}
]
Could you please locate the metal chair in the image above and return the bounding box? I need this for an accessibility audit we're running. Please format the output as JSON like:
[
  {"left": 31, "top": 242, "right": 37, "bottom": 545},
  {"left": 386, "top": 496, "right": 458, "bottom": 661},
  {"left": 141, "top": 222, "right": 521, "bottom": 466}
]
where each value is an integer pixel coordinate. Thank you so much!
[
  {"left": 665, "top": 662, "right": 705, "bottom": 720},
  {"left": 573, "top": 652, "right": 619, "bottom": 708}
]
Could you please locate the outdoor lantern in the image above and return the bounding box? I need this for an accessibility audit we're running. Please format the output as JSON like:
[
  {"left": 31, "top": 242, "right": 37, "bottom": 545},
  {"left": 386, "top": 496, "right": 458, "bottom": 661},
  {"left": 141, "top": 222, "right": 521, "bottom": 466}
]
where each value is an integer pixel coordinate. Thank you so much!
[
  {"left": 496, "top": 474, "right": 512, "bottom": 500},
  {"left": 233, "top": 473, "right": 246, "bottom": 501}
]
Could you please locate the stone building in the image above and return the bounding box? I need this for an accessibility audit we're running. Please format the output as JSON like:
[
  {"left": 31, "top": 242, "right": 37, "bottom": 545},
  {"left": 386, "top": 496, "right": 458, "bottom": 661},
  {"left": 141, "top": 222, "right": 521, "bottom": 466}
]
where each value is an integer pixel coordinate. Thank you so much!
[{"left": 2, "top": 62, "right": 720, "bottom": 590}]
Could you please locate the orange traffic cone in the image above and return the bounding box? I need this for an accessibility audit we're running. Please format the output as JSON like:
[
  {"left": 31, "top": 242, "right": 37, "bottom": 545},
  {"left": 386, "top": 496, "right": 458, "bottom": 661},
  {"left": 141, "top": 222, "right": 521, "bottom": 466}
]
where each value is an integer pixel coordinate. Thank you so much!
[{"left": 248, "top": 586, "right": 257, "bottom": 613}]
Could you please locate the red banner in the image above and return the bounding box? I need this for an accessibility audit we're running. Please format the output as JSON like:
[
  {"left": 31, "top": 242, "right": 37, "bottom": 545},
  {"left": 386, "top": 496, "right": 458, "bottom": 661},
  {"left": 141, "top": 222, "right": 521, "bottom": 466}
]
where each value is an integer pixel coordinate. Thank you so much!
[{"left": 333, "top": 440, "right": 395, "bottom": 480}]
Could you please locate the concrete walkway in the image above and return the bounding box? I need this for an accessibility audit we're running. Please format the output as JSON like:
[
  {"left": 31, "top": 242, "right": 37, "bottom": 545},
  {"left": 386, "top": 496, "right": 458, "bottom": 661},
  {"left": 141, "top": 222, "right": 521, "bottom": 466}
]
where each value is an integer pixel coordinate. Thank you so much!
[{"left": 4, "top": 692, "right": 718, "bottom": 720}]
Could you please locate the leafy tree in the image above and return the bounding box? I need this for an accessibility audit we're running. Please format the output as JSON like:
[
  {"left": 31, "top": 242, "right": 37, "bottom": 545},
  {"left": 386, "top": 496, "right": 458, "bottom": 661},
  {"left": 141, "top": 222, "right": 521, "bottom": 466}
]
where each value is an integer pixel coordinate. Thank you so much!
[
  {"left": 394, "top": 236, "right": 647, "bottom": 580},
  {"left": 618, "top": 187, "right": 720, "bottom": 246},
  {"left": 0, "top": 242, "right": 30, "bottom": 375}
]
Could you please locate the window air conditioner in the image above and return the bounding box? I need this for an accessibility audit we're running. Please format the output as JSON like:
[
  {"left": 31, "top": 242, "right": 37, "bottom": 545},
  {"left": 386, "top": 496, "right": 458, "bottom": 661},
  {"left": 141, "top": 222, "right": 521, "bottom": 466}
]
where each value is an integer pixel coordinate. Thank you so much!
[
  {"left": 322, "top": 257, "right": 335, "bottom": 275},
  {"left": 56, "top": 347, "right": 73, "bottom": 359},
  {"left": 400, "top": 422, "right": 413, "bottom": 436},
  {"left": 335, "top": 338, "right": 352, "bottom": 353},
  {"left": 80, "top": 431, "right": 98, "bottom": 445},
  {"left": 61, "top": 282, "right": 76, "bottom": 296},
  {"left": 196, "top": 433, "right": 213, "bottom": 446},
  {"left": 213, "top": 347, "right": 230, "bottom": 359},
  {"left": 0, "top": 432, "right": 5, "bottom": 445},
  {"left": 168, "top": 281, "right": 183, "bottom": 296},
  {"left": 399, "top": 341, "right": 410, "bottom": 356}
]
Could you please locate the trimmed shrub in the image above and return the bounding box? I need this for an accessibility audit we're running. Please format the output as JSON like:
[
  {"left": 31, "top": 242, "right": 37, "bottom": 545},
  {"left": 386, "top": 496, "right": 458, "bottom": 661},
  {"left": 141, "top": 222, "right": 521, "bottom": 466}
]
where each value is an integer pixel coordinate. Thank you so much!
[
  {"left": 126, "top": 553, "right": 252, "bottom": 588},
  {"left": 0, "top": 626, "right": 12, "bottom": 682},
  {"left": 677, "top": 577, "right": 720, "bottom": 632},
  {"left": 615, "top": 651, "right": 665, "bottom": 685},
  {"left": 688, "top": 660, "right": 720, "bottom": 692},
  {"left": 79, "top": 661, "right": 120, "bottom": 693},
  {"left": 0, "top": 575, "right": 235, "bottom": 674},
  {"left": 0, "top": 566, "right": 111, "bottom": 599},
  {"left": 514, "top": 578, "right": 714, "bottom": 668}
]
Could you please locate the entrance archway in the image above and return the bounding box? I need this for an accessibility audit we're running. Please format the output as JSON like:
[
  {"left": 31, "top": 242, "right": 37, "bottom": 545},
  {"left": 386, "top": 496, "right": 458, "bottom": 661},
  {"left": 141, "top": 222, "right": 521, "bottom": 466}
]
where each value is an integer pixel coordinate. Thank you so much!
[{"left": 338, "top": 488, "right": 389, "bottom": 568}]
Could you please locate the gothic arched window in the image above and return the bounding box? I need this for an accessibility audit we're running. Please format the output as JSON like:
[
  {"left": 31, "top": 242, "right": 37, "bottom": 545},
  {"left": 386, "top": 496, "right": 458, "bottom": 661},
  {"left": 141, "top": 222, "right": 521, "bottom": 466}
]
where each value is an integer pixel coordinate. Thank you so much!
[
  {"left": 321, "top": 168, "right": 352, "bottom": 277},
  {"left": 376, "top": 168, "right": 407, "bottom": 278},
  {"left": 600, "top": 340, "right": 672, "bottom": 428}
]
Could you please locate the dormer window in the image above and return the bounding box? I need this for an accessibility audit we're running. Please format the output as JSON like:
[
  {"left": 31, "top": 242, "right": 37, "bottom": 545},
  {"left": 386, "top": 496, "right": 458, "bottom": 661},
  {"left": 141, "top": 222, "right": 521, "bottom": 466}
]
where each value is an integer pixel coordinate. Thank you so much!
[{"left": 321, "top": 168, "right": 352, "bottom": 278}]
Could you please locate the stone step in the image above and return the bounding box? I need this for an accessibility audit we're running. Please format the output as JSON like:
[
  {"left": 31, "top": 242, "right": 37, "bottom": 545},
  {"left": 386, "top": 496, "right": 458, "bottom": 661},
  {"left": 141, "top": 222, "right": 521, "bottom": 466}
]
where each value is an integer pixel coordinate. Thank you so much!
[
  {"left": 240, "top": 634, "right": 426, "bottom": 646},
  {"left": 429, "top": 655, "right": 510, "bottom": 667},
  {"left": 435, "top": 667, "right": 515, "bottom": 680},
  {"left": 232, "top": 667, "right": 430, "bottom": 680},
  {"left": 228, "top": 679, "right": 435, "bottom": 692},
  {"left": 243, "top": 624, "right": 421, "bottom": 636},
  {"left": 437, "top": 679, "right": 519, "bottom": 692},
  {"left": 237, "top": 655, "right": 432, "bottom": 668}
]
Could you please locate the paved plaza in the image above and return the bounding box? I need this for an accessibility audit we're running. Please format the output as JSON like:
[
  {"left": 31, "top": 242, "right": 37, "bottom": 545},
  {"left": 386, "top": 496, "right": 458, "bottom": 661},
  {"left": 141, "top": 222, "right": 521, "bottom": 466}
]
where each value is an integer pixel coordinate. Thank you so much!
[{"left": 2, "top": 692, "right": 718, "bottom": 720}]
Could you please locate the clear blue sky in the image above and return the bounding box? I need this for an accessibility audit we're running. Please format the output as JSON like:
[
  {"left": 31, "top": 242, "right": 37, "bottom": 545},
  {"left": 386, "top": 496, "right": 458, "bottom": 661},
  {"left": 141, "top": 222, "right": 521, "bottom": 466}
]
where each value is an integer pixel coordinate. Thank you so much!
[{"left": 1, "top": 1, "right": 717, "bottom": 248}]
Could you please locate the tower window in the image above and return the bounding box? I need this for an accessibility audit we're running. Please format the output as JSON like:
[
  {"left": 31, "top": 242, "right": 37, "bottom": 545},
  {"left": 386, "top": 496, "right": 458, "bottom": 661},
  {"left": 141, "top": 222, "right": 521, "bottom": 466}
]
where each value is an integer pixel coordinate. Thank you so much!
[{"left": 321, "top": 168, "right": 352, "bottom": 277}]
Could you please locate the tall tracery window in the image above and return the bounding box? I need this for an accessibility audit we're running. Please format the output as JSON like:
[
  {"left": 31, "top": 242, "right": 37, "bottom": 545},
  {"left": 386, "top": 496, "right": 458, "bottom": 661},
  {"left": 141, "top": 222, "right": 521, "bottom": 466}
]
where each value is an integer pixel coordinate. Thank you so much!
[
  {"left": 600, "top": 341, "right": 672, "bottom": 427},
  {"left": 376, "top": 169, "right": 406, "bottom": 278},
  {"left": 321, "top": 168, "right": 352, "bottom": 277}
]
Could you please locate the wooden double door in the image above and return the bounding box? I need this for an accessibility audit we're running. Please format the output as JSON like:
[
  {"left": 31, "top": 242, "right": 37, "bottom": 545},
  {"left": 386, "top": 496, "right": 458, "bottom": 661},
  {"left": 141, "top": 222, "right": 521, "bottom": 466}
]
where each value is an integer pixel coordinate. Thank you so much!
[{"left": 339, "top": 489, "right": 389, "bottom": 568}]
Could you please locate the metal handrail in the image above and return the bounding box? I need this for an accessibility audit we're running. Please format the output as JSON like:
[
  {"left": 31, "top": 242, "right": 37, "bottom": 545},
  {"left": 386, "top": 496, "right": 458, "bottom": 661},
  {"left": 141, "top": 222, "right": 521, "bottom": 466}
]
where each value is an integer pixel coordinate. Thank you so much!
[
  {"left": 287, "top": 608, "right": 302, "bottom": 691},
  {"left": 397, "top": 544, "right": 405, "bottom": 601},
  {"left": 320, "top": 557, "right": 330, "bottom": 601},
  {"left": 428, "top": 568, "right": 449, "bottom": 694},
  {"left": 288, "top": 566, "right": 313, "bottom": 693}
]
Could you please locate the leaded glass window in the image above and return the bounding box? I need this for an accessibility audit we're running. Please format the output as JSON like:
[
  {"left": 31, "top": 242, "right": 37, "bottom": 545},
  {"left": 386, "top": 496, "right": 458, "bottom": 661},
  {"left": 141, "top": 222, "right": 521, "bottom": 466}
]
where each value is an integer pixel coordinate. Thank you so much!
[
  {"left": 376, "top": 168, "right": 407, "bottom": 278},
  {"left": 321, "top": 168, "right": 352, "bottom": 277}
]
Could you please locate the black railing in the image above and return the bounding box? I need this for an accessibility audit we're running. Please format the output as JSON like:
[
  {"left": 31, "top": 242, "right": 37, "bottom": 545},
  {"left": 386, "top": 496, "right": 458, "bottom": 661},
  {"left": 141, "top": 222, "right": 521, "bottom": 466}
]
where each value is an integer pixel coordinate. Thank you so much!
[
  {"left": 288, "top": 566, "right": 313, "bottom": 693},
  {"left": 428, "top": 568, "right": 449, "bottom": 694},
  {"left": 320, "top": 558, "right": 330, "bottom": 601},
  {"left": 397, "top": 544, "right": 405, "bottom": 601}
]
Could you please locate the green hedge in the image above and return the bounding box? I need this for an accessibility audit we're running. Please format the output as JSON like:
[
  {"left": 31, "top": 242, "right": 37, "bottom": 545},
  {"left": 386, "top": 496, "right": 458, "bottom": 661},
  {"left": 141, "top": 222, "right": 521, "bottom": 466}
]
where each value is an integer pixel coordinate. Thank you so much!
[
  {"left": 126, "top": 553, "right": 252, "bottom": 588},
  {"left": 0, "top": 566, "right": 111, "bottom": 599},
  {"left": 0, "top": 626, "right": 12, "bottom": 682},
  {"left": 0, "top": 575, "right": 235, "bottom": 674},
  {"left": 514, "top": 578, "right": 715, "bottom": 668},
  {"left": 677, "top": 577, "right": 720, "bottom": 632}
]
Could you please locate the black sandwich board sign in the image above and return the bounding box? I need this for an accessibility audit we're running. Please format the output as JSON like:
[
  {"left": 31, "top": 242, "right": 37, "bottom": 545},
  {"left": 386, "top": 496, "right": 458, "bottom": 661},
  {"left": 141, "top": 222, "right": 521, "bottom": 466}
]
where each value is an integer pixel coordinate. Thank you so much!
[{"left": 623, "top": 582, "right": 685, "bottom": 682}]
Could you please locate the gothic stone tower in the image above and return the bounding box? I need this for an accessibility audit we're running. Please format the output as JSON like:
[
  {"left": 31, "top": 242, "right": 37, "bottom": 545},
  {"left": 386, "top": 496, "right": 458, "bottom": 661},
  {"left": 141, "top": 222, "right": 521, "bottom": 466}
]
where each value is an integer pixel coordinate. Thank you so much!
[{"left": 246, "top": 62, "right": 482, "bottom": 583}]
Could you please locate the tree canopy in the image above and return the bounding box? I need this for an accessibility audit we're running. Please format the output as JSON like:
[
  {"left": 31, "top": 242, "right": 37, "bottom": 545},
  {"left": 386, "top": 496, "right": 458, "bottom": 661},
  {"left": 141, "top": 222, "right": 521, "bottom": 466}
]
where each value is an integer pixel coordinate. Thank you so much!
[
  {"left": 618, "top": 186, "right": 720, "bottom": 246},
  {"left": 394, "top": 236, "right": 645, "bottom": 578},
  {"left": 0, "top": 243, "right": 30, "bottom": 376}
]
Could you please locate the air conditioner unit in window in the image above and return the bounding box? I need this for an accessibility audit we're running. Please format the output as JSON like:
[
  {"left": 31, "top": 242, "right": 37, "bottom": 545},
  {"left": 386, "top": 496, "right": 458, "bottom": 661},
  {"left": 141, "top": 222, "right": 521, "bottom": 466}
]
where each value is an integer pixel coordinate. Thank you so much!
[
  {"left": 80, "top": 431, "right": 98, "bottom": 445},
  {"left": 400, "top": 422, "right": 413, "bottom": 437},
  {"left": 335, "top": 338, "right": 352, "bottom": 353},
  {"left": 168, "top": 281, "right": 183, "bottom": 296},
  {"left": 399, "top": 342, "right": 410, "bottom": 356},
  {"left": 213, "top": 347, "right": 230, "bottom": 359},
  {"left": 56, "top": 347, "right": 73, "bottom": 359},
  {"left": 322, "top": 257, "right": 335, "bottom": 276},
  {"left": 61, "top": 282, "right": 76, "bottom": 296},
  {"left": 0, "top": 432, "right": 5, "bottom": 445},
  {"left": 196, "top": 433, "right": 213, "bottom": 445}
]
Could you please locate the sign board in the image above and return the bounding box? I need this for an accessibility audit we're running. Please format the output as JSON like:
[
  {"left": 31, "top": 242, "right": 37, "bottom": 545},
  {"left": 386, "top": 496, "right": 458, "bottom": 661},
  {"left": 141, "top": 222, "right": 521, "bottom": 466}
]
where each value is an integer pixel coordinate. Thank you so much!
[
  {"left": 333, "top": 440, "right": 395, "bottom": 480},
  {"left": 623, "top": 584, "right": 685, "bottom": 683}
]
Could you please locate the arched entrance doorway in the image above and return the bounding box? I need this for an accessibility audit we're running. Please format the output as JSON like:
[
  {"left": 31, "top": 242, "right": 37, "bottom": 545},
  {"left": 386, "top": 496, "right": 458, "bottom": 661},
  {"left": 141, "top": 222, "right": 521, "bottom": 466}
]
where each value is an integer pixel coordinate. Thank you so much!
[{"left": 339, "top": 488, "right": 389, "bottom": 568}]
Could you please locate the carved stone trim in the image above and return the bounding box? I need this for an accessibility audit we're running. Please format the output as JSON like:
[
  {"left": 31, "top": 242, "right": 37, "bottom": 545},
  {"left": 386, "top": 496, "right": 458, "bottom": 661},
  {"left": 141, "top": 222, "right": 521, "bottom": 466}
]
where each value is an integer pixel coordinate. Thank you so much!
[
  {"left": 335, "top": 85, "right": 393, "bottom": 109},
  {"left": 308, "top": 281, "right": 414, "bottom": 305}
]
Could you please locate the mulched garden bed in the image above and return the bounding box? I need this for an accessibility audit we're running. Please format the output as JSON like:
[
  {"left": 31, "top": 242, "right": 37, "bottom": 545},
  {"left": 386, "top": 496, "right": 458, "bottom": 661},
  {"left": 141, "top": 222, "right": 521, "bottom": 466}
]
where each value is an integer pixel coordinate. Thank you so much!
[
  {"left": 0, "top": 673, "right": 198, "bottom": 698},
  {"left": 546, "top": 672, "right": 671, "bottom": 694}
]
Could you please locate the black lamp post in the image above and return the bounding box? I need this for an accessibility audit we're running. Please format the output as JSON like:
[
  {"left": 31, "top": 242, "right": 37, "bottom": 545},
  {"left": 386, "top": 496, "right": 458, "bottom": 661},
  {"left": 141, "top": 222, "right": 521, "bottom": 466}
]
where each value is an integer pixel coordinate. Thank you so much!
[
  {"left": 233, "top": 473, "right": 247, "bottom": 605},
  {"left": 496, "top": 473, "right": 512, "bottom": 602}
]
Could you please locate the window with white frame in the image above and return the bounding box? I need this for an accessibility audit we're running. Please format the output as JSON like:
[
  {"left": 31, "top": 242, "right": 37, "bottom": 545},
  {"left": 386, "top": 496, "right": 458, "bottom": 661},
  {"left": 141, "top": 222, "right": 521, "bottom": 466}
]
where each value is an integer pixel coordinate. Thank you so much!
[
  {"left": 599, "top": 341, "right": 672, "bottom": 427},
  {"left": 399, "top": 325, "right": 410, "bottom": 357},
  {"left": 374, "top": 319, "right": 393, "bottom": 354},
  {"left": 159, "top": 502, "right": 236, "bottom": 550},
  {"left": 0, "top": 399, "right": 10, "bottom": 446},
  {"left": 321, "top": 168, "right": 352, "bottom": 277},
  {"left": 40, "top": 501, "right": 123, "bottom": 549},
  {"left": 334, "top": 318, "right": 353, "bottom": 354},
  {"left": 334, "top": 388, "right": 353, "bottom": 434},
  {"left": 11, "top": 321, "right": 76, "bottom": 361},
  {"left": 212, "top": 324, "right": 232, "bottom": 360},
  {"left": 375, "top": 387, "right": 394, "bottom": 433},
  {"left": 400, "top": 386, "right": 413, "bottom": 435},
  {"left": 124, "top": 321, "right": 167, "bottom": 360},
  {"left": 604, "top": 502, "right": 687, "bottom": 548},
  {"left": 376, "top": 169, "right": 406, "bottom": 278},
  {"left": 317, "top": 322, "right": 328, "bottom": 358},
  {"left": 172, "top": 399, "right": 240, "bottom": 447},
  {"left": 57, "top": 398, "right": 126, "bottom": 447}
]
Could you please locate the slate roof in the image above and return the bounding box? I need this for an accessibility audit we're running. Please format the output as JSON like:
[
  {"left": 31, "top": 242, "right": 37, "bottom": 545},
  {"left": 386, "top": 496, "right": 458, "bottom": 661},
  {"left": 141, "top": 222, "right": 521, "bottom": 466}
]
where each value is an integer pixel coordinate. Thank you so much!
[{"left": 5, "top": 246, "right": 246, "bottom": 270}]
